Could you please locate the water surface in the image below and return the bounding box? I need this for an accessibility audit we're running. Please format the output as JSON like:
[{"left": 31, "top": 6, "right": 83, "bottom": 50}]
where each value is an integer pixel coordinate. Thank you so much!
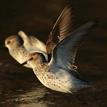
[{"left": 0, "top": 0, "right": 107, "bottom": 107}]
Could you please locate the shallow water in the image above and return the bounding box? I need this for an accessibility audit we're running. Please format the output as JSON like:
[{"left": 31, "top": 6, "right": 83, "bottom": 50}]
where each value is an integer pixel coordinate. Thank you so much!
[{"left": 0, "top": 0, "right": 107, "bottom": 107}]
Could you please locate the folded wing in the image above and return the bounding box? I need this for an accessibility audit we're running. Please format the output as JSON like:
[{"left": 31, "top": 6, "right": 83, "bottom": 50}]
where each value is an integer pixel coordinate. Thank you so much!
[{"left": 18, "top": 31, "right": 48, "bottom": 60}]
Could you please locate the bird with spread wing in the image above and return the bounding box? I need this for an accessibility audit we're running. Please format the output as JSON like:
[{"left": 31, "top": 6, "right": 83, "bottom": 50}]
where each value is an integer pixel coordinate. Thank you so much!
[{"left": 5, "top": 5, "right": 96, "bottom": 93}]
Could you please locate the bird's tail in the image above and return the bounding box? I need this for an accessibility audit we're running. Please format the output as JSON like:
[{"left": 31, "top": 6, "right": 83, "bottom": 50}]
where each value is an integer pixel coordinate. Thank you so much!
[{"left": 76, "top": 79, "right": 92, "bottom": 91}]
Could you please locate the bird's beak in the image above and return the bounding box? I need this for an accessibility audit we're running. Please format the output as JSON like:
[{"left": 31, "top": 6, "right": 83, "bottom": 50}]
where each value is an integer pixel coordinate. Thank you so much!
[{"left": 20, "top": 61, "right": 27, "bottom": 66}]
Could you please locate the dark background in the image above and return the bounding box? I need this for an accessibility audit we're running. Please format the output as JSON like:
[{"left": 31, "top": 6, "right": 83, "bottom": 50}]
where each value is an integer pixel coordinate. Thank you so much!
[{"left": 0, "top": 0, "right": 107, "bottom": 107}]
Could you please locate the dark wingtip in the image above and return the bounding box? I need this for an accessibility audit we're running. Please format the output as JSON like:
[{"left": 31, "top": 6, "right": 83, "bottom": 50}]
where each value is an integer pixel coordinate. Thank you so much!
[
  {"left": 87, "top": 18, "right": 99, "bottom": 28},
  {"left": 91, "top": 20, "right": 98, "bottom": 27},
  {"left": 70, "top": 20, "right": 97, "bottom": 37},
  {"left": 85, "top": 20, "right": 97, "bottom": 28}
]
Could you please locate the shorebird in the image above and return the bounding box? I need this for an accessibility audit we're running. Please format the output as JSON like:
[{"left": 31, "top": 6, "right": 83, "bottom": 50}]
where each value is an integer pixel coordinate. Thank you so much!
[
  {"left": 5, "top": 33, "right": 47, "bottom": 68},
  {"left": 26, "top": 21, "right": 96, "bottom": 93},
  {"left": 5, "top": 5, "right": 96, "bottom": 93}
]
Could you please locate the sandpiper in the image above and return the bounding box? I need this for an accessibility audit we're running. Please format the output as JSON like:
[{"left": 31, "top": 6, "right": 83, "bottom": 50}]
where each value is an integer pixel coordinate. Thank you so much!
[
  {"left": 26, "top": 21, "right": 96, "bottom": 93},
  {"left": 5, "top": 33, "right": 47, "bottom": 68}
]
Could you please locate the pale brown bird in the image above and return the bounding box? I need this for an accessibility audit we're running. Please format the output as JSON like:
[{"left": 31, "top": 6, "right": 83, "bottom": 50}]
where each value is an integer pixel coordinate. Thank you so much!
[
  {"left": 5, "top": 4, "right": 96, "bottom": 93},
  {"left": 5, "top": 33, "right": 47, "bottom": 68}
]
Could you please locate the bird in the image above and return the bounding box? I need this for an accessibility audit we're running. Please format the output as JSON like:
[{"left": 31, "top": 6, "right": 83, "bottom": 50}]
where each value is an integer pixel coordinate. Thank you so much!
[
  {"left": 26, "top": 21, "right": 96, "bottom": 93},
  {"left": 5, "top": 33, "right": 47, "bottom": 68},
  {"left": 5, "top": 5, "right": 96, "bottom": 93}
]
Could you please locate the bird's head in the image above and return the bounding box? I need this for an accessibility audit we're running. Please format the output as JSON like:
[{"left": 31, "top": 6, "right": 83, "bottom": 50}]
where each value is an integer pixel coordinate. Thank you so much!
[
  {"left": 27, "top": 52, "right": 46, "bottom": 69},
  {"left": 5, "top": 35, "right": 23, "bottom": 49}
]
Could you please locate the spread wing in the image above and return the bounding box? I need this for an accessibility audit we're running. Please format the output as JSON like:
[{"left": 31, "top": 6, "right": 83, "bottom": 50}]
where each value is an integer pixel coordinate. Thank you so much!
[
  {"left": 46, "top": 5, "right": 74, "bottom": 54},
  {"left": 49, "top": 21, "right": 96, "bottom": 70}
]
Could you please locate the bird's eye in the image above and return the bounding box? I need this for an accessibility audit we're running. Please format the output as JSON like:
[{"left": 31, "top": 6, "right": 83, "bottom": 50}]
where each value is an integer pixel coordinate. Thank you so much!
[{"left": 7, "top": 41, "right": 11, "bottom": 45}]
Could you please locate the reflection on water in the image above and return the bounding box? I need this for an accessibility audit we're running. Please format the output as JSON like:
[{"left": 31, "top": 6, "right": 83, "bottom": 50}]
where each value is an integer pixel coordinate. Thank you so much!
[
  {"left": 0, "top": 49, "right": 107, "bottom": 107},
  {"left": 0, "top": 0, "right": 107, "bottom": 107},
  {"left": 11, "top": 87, "right": 47, "bottom": 107}
]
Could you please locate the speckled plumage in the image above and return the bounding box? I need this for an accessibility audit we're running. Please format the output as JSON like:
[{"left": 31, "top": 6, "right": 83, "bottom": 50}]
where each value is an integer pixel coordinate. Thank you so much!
[
  {"left": 5, "top": 33, "right": 47, "bottom": 68},
  {"left": 5, "top": 5, "right": 96, "bottom": 93},
  {"left": 27, "top": 21, "right": 96, "bottom": 93}
]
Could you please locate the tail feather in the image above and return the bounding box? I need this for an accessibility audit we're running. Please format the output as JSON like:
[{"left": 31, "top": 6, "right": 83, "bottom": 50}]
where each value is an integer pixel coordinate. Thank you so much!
[{"left": 77, "top": 80, "right": 91, "bottom": 90}]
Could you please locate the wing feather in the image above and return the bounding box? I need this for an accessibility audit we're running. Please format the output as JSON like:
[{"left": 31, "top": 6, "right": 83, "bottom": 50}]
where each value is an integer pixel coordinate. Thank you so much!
[
  {"left": 50, "top": 21, "right": 96, "bottom": 69},
  {"left": 46, "top": 5, "right": 74, "bottom": 54}
]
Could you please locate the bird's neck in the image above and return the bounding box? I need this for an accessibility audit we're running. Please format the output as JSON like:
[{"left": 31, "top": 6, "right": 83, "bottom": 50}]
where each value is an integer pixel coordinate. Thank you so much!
[{"left": 29, "top": 56, "right": 48, "bottom": 73}]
